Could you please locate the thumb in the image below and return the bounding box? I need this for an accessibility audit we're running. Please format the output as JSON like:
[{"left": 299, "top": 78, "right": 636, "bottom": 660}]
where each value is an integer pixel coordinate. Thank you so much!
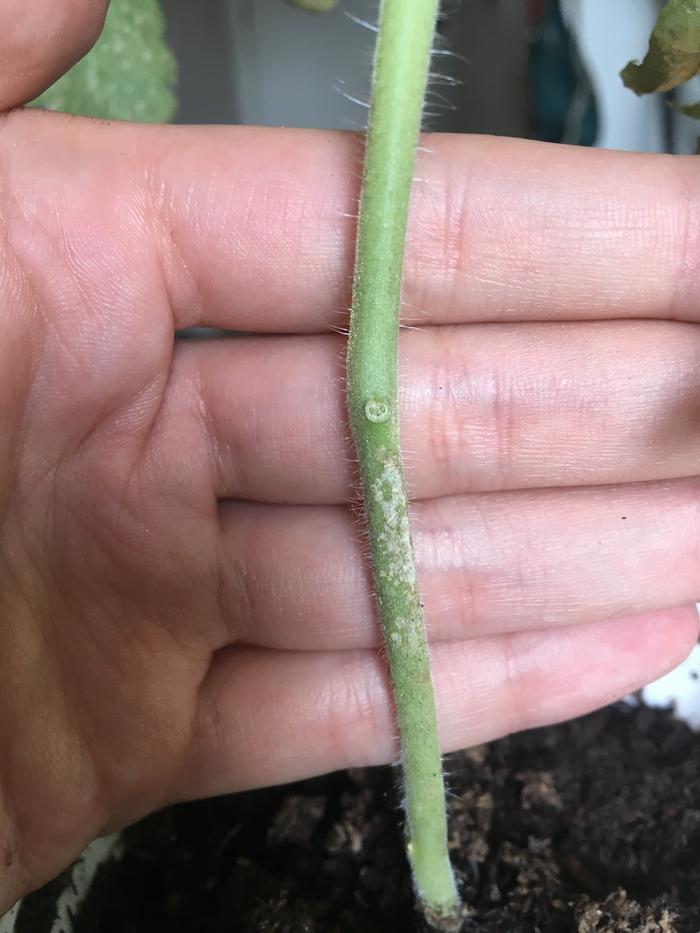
[{"left": 0, "top": 0, "right": 109, "bottom": 112}]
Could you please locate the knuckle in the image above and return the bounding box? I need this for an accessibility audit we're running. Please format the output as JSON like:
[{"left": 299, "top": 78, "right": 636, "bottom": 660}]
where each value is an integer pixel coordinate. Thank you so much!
[
  {"left": 426, "top": 328, "right": 513, "bottom": 492},
  {"left": 670, "top": 159, "right": 700, "bottom": 319},
  {"left": 425, "top": 328, "right": 468, "bottom": 488}
]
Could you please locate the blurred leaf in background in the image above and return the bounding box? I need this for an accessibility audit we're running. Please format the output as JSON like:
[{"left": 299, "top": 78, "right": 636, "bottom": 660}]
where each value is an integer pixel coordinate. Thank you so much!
[
  {"left": 283, "top": 0, "right": 338, "bottom": 10},
  {"left": 621, "top": 0, "right": 700, "bottom": 96},
  {"left": 31, "top": 0, "right": 177, "bottom": 123}
]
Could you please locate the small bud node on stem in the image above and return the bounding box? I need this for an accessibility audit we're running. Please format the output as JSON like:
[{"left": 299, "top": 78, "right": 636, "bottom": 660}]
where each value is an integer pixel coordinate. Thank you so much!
[{"left": 364, "top": 398, "right": 391, "bottom": 423}]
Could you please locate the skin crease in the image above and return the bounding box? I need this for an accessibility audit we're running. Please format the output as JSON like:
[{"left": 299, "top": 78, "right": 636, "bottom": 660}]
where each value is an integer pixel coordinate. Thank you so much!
[{"left": 1, "top": 0, "right": 700, "bottom": 914}]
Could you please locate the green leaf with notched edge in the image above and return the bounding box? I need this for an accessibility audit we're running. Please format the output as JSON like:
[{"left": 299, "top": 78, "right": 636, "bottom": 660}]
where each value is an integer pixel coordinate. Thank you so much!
[
  {"left": 31, "top": 0, "right": 176, "bottom": 123},
  {"left": 621, "top": 0, "right": 700, "bottom": 95},
  {"left": 283, "top": 0, "right": 338, "bottom": 11}
]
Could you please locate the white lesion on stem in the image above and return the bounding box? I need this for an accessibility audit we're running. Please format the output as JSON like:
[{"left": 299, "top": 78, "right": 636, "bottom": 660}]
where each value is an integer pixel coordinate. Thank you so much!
[{"left": 370, "top": 453, "right": 419, "bottom": 592}]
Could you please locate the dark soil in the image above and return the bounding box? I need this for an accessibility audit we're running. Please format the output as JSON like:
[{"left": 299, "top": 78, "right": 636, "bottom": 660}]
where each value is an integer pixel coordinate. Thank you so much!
[{"left": 70, "top": 703, "right": 700, "bottom": 932}]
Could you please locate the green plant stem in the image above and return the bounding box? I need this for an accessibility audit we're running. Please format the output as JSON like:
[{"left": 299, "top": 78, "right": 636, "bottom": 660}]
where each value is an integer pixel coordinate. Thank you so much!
[{"left": 346, "top": 1, "right": 461, "bottom": 929}]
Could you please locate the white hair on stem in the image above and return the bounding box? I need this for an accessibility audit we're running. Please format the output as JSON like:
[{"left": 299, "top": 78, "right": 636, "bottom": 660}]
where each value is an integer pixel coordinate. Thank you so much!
[
  {"left": 342, "top": 9, "right": 379, "bottom": 33},
  {"left": 428, "top": 71, "right": 464, "bottom": 88},
  {"left": 335, "top": 83, "right": 371, "bottom": 110},
  {"left": 430, "top": 46, "right": 469, "bottom": 67},
  {"left": 423, "top": 89, "right": 458, "bottom": 111}
]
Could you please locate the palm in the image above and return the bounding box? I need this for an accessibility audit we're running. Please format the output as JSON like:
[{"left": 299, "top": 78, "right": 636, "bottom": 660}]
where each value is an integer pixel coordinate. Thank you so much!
[
  {"left": 1, "top": 134, "right": 220, "bottom": 884},
  {"left": 2, "top": 46, "right": 700, "bottom": 917}
]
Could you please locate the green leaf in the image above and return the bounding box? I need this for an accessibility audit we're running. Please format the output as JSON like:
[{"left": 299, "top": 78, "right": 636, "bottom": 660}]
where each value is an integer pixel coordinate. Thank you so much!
[
  {"left": 31, "top": 0, "right": 177, "bottom": 123},
  {"left": 679, "top": 99, "right": 700, "bottom": 117},
  {"left": 621, "top": 0, "right": 700, "bottom": 95},
  {"left": 283, "top": 0, "right": 338, "bottom": 11}
]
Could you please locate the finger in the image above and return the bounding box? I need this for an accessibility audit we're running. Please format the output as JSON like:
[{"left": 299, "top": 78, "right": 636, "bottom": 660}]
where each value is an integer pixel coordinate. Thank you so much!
[
  {"left": 143, "top": 128, "right": 700, "bottom": 330},
  {"left": 3, "top": 113, "right": 698, "bottom": 332},
  {"left": 0, "top": 1, "right": 108, "bottom": 111},
  {"left": 186, "top": 320, "right": 700, "bottom": 505},
  {"left": 182, "top": 607, "right": 698, "bottom": 795},
  {"left": 221, "top": 479, "right": 700, "bottom": 651}
]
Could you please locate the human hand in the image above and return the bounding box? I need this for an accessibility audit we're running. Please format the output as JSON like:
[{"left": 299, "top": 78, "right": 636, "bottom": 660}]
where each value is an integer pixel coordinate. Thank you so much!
[{"left": 1, "top": 1, "right": 699, "bottom": 912}]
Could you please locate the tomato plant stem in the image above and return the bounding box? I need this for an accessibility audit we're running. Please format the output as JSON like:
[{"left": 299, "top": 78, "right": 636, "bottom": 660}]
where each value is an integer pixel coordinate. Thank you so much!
[{"left": 346, "top": 1, "right": 461, "bottom": 928}]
